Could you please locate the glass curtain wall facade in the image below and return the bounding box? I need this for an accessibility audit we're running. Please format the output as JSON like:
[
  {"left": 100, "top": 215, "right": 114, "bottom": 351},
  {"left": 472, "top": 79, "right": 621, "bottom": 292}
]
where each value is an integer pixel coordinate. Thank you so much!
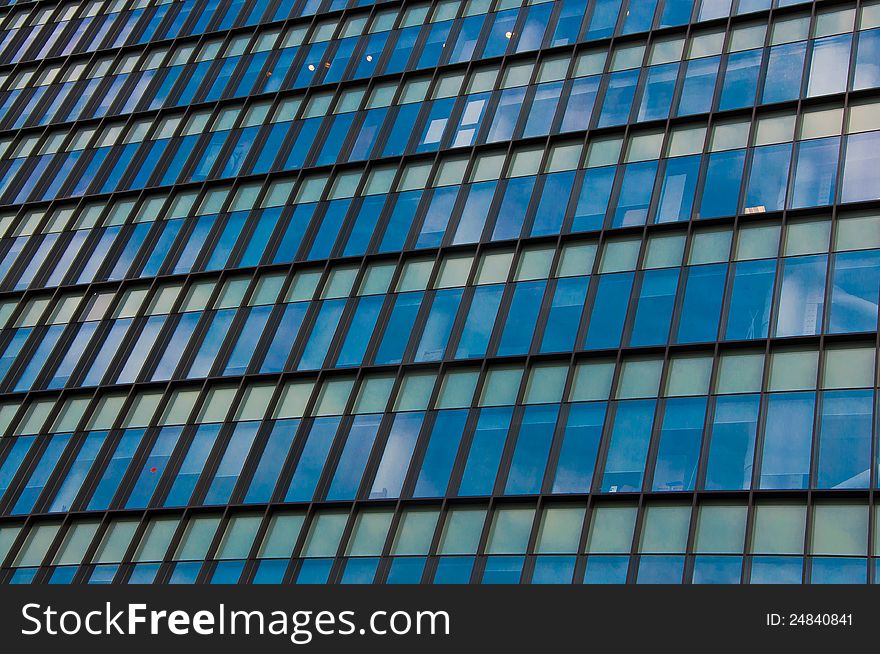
[{"left": 0, "top": 0, "right": 878, "bottom": 585}]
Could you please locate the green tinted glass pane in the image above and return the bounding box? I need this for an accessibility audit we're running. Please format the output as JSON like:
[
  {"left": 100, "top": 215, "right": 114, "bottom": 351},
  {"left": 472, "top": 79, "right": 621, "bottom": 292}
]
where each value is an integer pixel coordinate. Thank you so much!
[
  {"left": 694, "top": 505, "right": 747, "bottom": 554},
  {"left": 487, "top": 507, "right": 535, "bottom": 554},
  {"left": 812, "top": 504, "right": 868, "bottom": 556},
  {"left": 439, "top": 508, "right": 487, "bottom": 555},
  {"left": 346, "top": 510, "right": 394, "bottom": 556},
  {"left": 536, "top": 506, "right": 586, "bottom": 554},
  {"left": 258, "top": 513, "right": 306, "bottom": 559},
  {"left": 639, "top": 505, "right": 691, "bottom": 553},
  {"left": 392, "top": 510, "right": 440, "bottom": 556},
  {"left": 751, "top": 504, "right": 806, "bottom": 554},
  {"left": 216, "top": 515, "right": 262, "bottom": 560},
  {"left": 587, "top": 506, "right": 637, "bottom": 553}
]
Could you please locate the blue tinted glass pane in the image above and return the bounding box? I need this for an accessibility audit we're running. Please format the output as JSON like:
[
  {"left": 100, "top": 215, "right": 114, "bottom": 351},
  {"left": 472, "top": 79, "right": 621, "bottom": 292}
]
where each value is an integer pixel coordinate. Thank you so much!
[
  {"left": 414, "top": 289, "right": 464, "bottom": 362},
  {"left": 816, "top": 390, "right": 872, "bottom": 489},
  {"left": 655, "top": 155, "right": 700, "bottom": 223},
  {"left": 584, "top": 273, "right": 634, "bottom": 350},
  {"left": 448, "top": 15, "right": 483, "bottom": 62},
  {"left": 458, "top": 407, "right": 513, "bottom": 496},
  {"left": 379, "top": 191, "right": 421, "bottom": 252},
  {"left": 152, "top": 312, "right": 201, "bottom": 381},
  {"left": 636, "top": 555, "right": 685, "bottom": 583},
  {"left": 48, "top": 431, "right": 107, "bottom": 512},
  {"left": 168, "top": 562, "right": 202, "bottom": 584},
  {"left": 210, "top": 560, "right": 246, "bottom": 584},
  {"left": 11, "top": 434, "right": 71, "bottom": 514},
  {"left": 759, "top": 392, "right": 815, "bottom": 490},
  {"left": 531, "top": 172, "right": 575, "bottom": 237},
  {"left": 598, "top": 69, "right": 639, "bottom": 127},
  {"left": 692, "top": 556, "right": 743, "bottom": 584},
  {"left": 572, "top": 166, "right": 615, "bottom": 232},
  {"left": 540, "top": 276, "right": 589, "bottom": 353},
  {"left": 515, "top": 3, "right": 553, "bottom": 52},
  {"left": 699, "top": 149, "right": 745, "bottom": 219},
  {"left": 125, "top": 427, "right": 183, "bottom": 509},
  {"left": 433, "top": 557, "right": 474, "bottom": 584},
  {"left": 87, "top": 430, "right": 145, "bottom": 511},
  {"left": 789, "top": 137, "right": 839, "bottom": 209},
  {"left": 297, "top": 300, "right": 346, "bottom": 371},
  {"left": 127, "top": 563, "right": 162, "bottom": 584},
  {"left": 497, "top": 281, "right": 546, "bottom": 356},
  {"left": 343, "top": 195, "right": 384, "bottom": 257},
  {"left": 811, "top": 558, "right": 867, "bottom": 584},
  {"left": 774, "top": 255, "right": 827, "bottom": 338},
  {"left": 481, "top": 556, "right": 525, "bottom": 584},
  {"left": 336, "top": 295, "right": 385, "bottom": 367},
  {"left": 481, "top": 10, "right": 518, "bottom": 58},
  {"left": 704, "top": 395, "right": 760, "bottom": 491},
  {"left": 629, "top": 269, "right": 679, "bottom": 346},
  {"left": 455, "top": 285, "right": 503, "bottom": 359},
  {"left": 623, "top": 0, "right": 658, "bottom": 33},
  {"left": 583, "top": 556, "right": 630, "bottom": 583},
  {"left": 676, "top": 264, "right": 727, "bottom": 343},
  {"left": 163, "top": 424, "right": 221, "bottom": 507},
  {"left": 326, "top": 415, "right": 381, "bottom": 501},
  {"left": 245, "top": 419, "right": 299, "bottom": 504},
  {"left": 369, "top": 412, "right": 423, "bottom": 499},
  {"left": 842, "top": 132, "right": 880, "bottom": 203},
  {"left": 551, "top": 0, "right": 588, "bottom": 45},
  {"left": 551, "top": 402, "right": 606, "bottom": 494},
  {"left": 828, "top": 250, "right": 880, "bottom": 334},
  {"left": 260, "top": 303, "right": 308, "bottom": 373},
  {"left": 492, "top": 176, "right": 534, "bottom": 241},
  {"left": 638, "top": 63, "right": 678, "bottom": 121},
  {"left": 560, "top": 76, "right": 600, "bottom": 131},
  {"left": 349, "top": 108, "right": 387, "bottom": 161},
  {"left": 453, "top": 182, "right": 496, "bottom": 245},
  {"left": 600, "top": 400, "right": 656, "bottom": 492},
  {"left": 487, "top": 88, "right": 527, "bottom": 143},
  {"left": 719, "top": 49, "right": 762, "bottom": 110},
  {"left": 285, "top": 418, "right": 340, "bottom": 502},
  {"left": 749, "top": 556, "right": 803, "bottom": 584},
  {"left": 240, "top": 209, "right": 280, "bottom": 266},
  {"left": 374, "top": 292, "right": 422, "bottom": 365},
  {"left": 417, "top": 186, "right": 458, "bottom": 248},
  {"left": 523, "top": 82, "right": 563, "bottom": 138},
  {"left": 745, "top": 143, "right": 791, "bottom": 213},
  {"left": 386, "top": 557, "right": 427, "bottom": 584},
  {"left": 186, "top": 310, "right": 235, "bottom": 378},
  {"left": 308, "top": 201, "right": 350, "bottom": 260},
  {"left": 252, "top": 559, "right": 288, "bottom": 584},
  {"left": 651, "top": 397, "right": 707, "bottom": 491},
  {"left": 87, "top": 565, "right": 119, "bottom": 584},
  {"left": 296, "top": 559, "right": 334, "bottom": 584},
  {"left": 532, "top": 556, "right": 577, "bottom": 584},
  {"left": 724, "top": 259, "right": 775, "bottom": 341},
  {"left": 49, "top": 566, "right": 78, "bottom": 585},
  {"left": 224, "top": 306, "right": 272, "bottom": 375},
  {"left": 586, "top": 0, "right": 623, "bottom": 40},
  {"left": 505, "top": 405, "right": 559, "bottom": 495},
  {"left": 341, "top": 558, "right": 379, "bottom": 584},
  {"left": 414, "top": 410, "right": 468, "bottom": 498},
  {"left": 612, "top": 161, "right": 657, "bottom": 228},
  {"left": 272, "top": 204, "right": 313, "bottom": 263},
  {"left": 0, "top": 436, "right": 35, "bottom": 499},
  {"left": 854, "top": 28, "right": 880, "bottom": 90},
  {"left": 677, "top": 56, "right": 720, "bottom": 116},
  {"left": 763, "top": 42, "right": 806, "bottom": 103}
]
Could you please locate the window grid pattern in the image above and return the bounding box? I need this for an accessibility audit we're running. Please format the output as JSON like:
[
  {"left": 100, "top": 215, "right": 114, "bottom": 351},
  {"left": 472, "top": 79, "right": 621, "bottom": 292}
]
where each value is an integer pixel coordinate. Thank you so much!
[{"left": 0, "top": 0, "right": 878, "bottom": 585}]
